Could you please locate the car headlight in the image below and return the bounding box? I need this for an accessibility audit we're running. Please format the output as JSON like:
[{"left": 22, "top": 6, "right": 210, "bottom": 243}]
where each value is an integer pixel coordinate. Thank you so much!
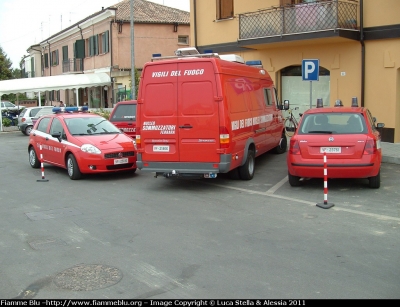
[
  {"left": 81, "top": 144, "right": 101, "bottom": 154},
  {"left": 132, "top": 139, "right": 137, "bottom": 150}
]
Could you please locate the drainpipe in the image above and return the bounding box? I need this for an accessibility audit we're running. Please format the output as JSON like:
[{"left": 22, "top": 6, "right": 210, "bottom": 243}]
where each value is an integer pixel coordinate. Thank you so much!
[
  {"left": 193, "top": 0, "right": 198, "bottom": 49},
  {"left": 110, "top": 20, "right": 114, "bottom": 107},
  {"left": 47, "top": 40, "right": 51, "bottom": 76},
  {"left": 360, "top": 0, "right": 365, "bottom": 107}
]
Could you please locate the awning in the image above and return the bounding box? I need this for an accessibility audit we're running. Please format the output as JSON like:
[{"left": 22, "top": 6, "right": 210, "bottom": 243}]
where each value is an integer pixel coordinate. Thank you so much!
[
  {"left": 0, "top": 72, "right": 111, "bottom": 95},
  {"left": 0, "top": 72, "right": 111, "bottom": 132}
]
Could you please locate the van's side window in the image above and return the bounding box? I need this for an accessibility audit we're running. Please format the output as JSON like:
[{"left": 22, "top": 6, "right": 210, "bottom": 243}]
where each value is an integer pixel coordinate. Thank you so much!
[{"left": 264, "top": 88, "right": 273, "bottom": 106}]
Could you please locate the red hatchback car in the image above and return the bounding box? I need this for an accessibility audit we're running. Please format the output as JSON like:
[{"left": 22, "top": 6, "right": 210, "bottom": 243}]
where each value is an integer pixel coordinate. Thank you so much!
[
  {"left": 109, "top": 100, "right": 137, "bottom": 139},
  {"left": 28, "top": 107, "right": 137, "bottom": 180},
  {"left": 287, "top": 99, "right": 385, "bottom": 188}
]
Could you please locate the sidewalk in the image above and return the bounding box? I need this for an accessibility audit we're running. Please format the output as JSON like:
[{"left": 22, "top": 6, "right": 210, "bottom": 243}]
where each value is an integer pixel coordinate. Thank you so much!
[{"left": 1, "top": 127, "right": 400, "bottom": 165}]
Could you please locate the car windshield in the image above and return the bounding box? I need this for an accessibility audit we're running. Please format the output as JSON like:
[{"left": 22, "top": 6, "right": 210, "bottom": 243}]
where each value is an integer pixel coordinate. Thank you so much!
[
  {"left": 298, "top": 113, "right": 367, "bottom": 135},
  {"left": 65, "top": 116, "right": 122, "bottom": 135},
  {"left": 110, "top": 104, "right": 136, "bottom": 122},
  {"left": 1, "top": 101, "right": 16, "bottom": 108}
]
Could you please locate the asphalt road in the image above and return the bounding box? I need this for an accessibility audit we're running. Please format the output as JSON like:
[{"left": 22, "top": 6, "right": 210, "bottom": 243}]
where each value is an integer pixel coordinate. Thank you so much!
[{"left": 0, "top": 132, "right": 399, "bottom": 299}]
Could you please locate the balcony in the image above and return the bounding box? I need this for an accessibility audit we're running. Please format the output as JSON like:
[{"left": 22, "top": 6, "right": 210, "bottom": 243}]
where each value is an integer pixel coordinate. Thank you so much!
[
  {"left": 62, "top": 58, "right": 84, "bottom": 73},
  {"left": 238, "top": 0, "right": 359, "bottom": 46}
]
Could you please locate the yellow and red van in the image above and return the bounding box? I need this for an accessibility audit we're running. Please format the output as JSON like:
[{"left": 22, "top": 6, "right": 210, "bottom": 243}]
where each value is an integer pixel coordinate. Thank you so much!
[{"left": 136, "top": 49, "right": 287, "bottom": 180}]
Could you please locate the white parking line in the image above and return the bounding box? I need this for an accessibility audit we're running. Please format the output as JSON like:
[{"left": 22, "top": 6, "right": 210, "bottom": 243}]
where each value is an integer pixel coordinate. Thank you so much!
[{"left": 204, "top": 177, "right": 400, "bottom": 222}]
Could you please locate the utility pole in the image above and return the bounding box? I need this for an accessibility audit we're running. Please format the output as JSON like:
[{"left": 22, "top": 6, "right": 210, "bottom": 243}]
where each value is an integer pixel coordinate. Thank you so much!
[{"left": 130, "top": 0, "right": 136, "bottom": 99}]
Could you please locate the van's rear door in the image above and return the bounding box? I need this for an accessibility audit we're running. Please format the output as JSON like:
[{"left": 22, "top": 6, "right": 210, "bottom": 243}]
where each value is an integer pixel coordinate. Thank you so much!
[
  {"left": 140, "top": 60, "right": 220, "bottom": 163},
  {"left": 177, "top": 61, "right": 220, "bottom": 162}
]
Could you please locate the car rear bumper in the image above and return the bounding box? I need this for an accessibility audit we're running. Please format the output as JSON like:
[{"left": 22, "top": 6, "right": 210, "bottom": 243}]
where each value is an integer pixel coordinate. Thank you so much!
[
  {"left": 137, "top": 153, "right": 232, "bottom": 175},
  {"left": 288, "top": 159, "right": 381, "bottom": 178}
]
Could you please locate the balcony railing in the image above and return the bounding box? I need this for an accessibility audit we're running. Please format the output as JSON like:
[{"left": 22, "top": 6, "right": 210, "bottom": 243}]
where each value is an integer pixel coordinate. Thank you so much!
[
  {"left": 62, "top": 58, "right": 84, "bottom": 73},
  {"left": 239, "top": 0, "right": 358, "bottom": 40}
]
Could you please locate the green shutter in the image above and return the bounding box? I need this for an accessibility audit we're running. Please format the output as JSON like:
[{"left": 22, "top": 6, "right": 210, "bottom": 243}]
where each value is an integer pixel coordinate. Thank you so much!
[
  {"left": 75, "top": 39, "right": 85, "bottom": 59},
  {"left": 56, "top": 49, "right": 59, "bottom": 65},
  {"left": 104, "top": 31, "right": 109, "bottom": 53},
  {"left": 62, "top": 46, "right": 68, "bottom": 61},
  {"left": 95, "top": 34, "right": 99, "bottom": 55},
  {"left": 31, "top": 57, "right": 34, "bottom": 75}
]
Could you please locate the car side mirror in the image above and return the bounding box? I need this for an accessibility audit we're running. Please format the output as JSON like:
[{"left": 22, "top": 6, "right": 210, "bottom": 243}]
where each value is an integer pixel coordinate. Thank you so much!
[{"left": 51, "top": 132, "right": 62, "bottom": 142}]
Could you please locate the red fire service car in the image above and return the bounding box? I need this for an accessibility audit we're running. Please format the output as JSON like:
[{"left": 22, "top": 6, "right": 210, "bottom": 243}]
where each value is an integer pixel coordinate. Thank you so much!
[
  {"left": 109, "top": 100, "right": 137, "bottom": 139},
  {"left": 287, "top": 98, "right": 384, "bottom": 188},
  {"left": 28, "top": 106, "right": 137, "bottom": 180}
]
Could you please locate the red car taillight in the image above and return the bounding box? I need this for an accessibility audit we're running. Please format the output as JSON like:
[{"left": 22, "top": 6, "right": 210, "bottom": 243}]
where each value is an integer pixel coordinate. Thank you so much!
[
  {"left": 22, "top": 118, "right": 26, "bottom": 123},
  {"left": 220, "top": 126, "right": 230, "bottom": 149},
  {"left": 363, "top": 138, "right": 377, "bottom": 155},
  {"left": 135, "top": 127, "right": 141, "bottom": 149},
  {"left": 289, "top": 139, "right": 301, "bottom": 155}
]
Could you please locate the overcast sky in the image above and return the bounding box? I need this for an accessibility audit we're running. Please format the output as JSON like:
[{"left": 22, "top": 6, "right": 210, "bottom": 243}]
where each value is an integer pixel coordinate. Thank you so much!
[{"left": 0, "top": 0, "right": 190, "bottom": 69}]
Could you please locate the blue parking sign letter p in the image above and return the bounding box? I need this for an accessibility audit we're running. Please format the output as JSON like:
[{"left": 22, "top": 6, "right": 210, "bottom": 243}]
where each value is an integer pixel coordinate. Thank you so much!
[{"left": 302, "top": 59, "right": 319, "bottom": 81}]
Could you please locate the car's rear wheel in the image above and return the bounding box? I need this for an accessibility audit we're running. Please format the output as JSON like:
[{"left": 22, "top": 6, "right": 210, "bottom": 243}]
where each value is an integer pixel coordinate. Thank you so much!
[
  {"left": 369, "top": 170, "right": 380, "bottom": 189},
  {"left": 25, "top": 125, "right": 33, "bottom": 135},
  {"left": 67, "top": 154, "right": 82, "bottom": 180},
  {"left": 239, "top": 149, "right": 255, "bottom": 180},
  {"left": 288, "top": 171, "right": 301, "bottom": 186},
  {"left": 29, "top": 147, "right": 40, "bottom": 168}
]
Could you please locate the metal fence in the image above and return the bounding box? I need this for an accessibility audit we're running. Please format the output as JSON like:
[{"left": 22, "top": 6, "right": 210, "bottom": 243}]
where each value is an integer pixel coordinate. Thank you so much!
[
  {"left": 239, "top": 0, "right": 358, "bottom": 40},
  {"left": 62, "top": 58, "right": 84, "bottom": 73}
]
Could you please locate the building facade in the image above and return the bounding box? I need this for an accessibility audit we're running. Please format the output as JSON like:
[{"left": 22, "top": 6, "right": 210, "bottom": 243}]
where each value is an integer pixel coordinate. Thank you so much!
[
  {"left": 25, "top": 0, "right": 189, "bottom": 109},
  {"left": 190, "top": 0, "right": 400, "bottom": 143}
]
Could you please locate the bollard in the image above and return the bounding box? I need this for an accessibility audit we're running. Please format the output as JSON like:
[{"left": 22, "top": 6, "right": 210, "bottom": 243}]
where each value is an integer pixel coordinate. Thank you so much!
[
  {"left": 37, "top": 144, "right": 49, "bottom": 182},
  {"left": 316, "top": 151, "right": 334, "bottom": 209}
]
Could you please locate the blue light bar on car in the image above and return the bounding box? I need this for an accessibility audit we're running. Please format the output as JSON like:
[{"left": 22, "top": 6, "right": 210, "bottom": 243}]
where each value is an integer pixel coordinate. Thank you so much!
[{"left": 52, "top": 106, "right": 89, "bottom": 114}]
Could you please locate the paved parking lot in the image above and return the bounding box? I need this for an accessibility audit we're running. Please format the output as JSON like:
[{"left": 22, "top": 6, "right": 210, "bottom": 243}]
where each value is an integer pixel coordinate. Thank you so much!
[{"left": 1, "top": 131, "right": 399, "bottom": 299}]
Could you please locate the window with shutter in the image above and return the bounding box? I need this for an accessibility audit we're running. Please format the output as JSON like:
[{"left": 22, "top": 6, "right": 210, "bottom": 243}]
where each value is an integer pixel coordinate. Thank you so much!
[
  {"left": 75, "top": 39, "right": 85, "bottom": 59},
  {"left": 62, "top": 46, "right": 68, "bottom": 62},
  {"left": 216, "top": 0, "right": 233, "bottom": 20}
]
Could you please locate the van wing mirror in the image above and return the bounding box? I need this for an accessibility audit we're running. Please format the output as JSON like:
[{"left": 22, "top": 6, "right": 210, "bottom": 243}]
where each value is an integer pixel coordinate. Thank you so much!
[{"left": 283, "top": 100, "right": 290, "bottom": 110}]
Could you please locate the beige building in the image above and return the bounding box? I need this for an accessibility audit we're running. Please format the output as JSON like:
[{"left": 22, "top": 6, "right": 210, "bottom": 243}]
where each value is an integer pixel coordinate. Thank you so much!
[
  {"left": 34, "top": 0, "right": 189, "bottom": 108},
  {"left": 189, "top": 0, "right": 400, "bottom": 143}
]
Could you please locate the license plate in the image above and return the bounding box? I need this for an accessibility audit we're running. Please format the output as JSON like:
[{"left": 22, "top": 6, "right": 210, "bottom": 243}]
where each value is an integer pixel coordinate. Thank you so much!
[
  {"left": 153, "top": 145, "right": 169, "bottom": 152},
  {"left": 320, "top": 147, "right": 341, "bottom": 153},
  {"left": 114, "top": 158, "right": 128, "bottom": 165}
]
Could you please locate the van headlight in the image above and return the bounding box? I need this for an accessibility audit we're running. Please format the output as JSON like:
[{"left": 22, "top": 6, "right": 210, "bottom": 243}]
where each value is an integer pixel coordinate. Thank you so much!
[{"left": 81, "top": 144, "right": 101, "bottom": 154}]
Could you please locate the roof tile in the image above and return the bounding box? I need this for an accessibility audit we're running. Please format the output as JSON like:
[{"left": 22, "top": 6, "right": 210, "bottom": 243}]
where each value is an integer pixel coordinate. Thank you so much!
[{"left": 111, "top": 0, "right": 190, "bottom": 24}]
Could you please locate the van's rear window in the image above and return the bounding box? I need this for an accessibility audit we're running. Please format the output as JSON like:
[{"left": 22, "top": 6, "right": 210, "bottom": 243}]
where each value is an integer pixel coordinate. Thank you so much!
[{"left": 110, "top": 104, "right": 136, "bottom": 121}]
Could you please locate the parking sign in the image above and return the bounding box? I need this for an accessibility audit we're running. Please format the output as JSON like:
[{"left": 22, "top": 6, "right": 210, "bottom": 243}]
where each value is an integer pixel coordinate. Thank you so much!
[{"left": 302, "top": 59, "right": 319, "bottom": 81}]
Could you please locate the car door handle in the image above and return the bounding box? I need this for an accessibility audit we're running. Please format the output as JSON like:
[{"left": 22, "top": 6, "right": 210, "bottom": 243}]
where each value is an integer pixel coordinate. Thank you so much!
[
  {"left": 179, "top": 125, "right": 193, "bottom": 129},
  {"left": 45, "top": 137, "right": 49, "bottom": 140}
]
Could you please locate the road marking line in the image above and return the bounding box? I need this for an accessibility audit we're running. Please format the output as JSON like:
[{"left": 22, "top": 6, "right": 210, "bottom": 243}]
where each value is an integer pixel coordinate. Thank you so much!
[{"left": 204, "top": 179, "right": 400, "bottom": 222}]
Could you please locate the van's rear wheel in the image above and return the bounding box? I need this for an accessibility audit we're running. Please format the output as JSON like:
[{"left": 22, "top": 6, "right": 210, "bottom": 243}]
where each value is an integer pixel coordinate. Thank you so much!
[
  {"left": 228, "top": 167, "right": 240, "bottom": 180},
  {"left": 239, "top": 149, "right": 255, "bottom": 180}
]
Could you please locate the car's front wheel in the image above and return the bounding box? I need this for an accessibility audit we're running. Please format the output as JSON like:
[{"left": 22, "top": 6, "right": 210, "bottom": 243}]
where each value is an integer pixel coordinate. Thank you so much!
[
  {"left": 29, "top": 147, "right": 40, "bottom": 168},
  {"left": 67, "top": 154, "right": 82, "bottom": 180}
]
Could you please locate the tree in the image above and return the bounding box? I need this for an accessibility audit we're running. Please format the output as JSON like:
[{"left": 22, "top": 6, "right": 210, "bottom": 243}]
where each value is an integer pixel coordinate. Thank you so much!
[{"left": 0, "top": 45, "right": 13, "bottom": 81}]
